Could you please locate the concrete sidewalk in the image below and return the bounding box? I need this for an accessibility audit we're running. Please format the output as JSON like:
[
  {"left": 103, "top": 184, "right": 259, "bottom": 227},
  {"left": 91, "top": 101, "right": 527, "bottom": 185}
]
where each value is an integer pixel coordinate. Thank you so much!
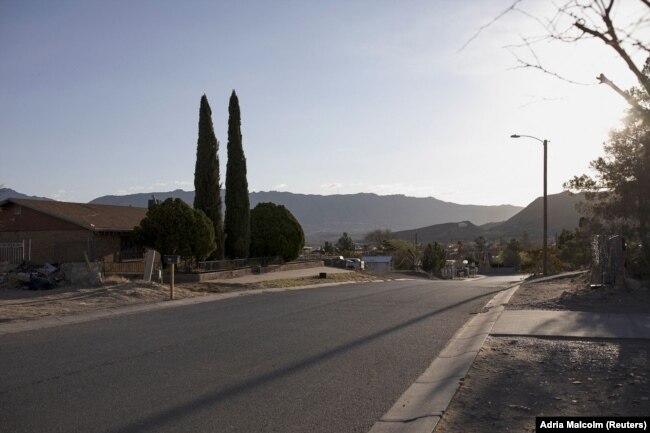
[
  {"left": 491, "top": 309, "right": 650, "bottom": 339},
  {"left": 489, "top": 270, "right": 650, "bottom": 340}
]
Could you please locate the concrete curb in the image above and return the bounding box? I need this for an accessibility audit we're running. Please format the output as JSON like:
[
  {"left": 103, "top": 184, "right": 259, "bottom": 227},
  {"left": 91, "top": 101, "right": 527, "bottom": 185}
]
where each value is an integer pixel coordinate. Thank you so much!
[{"left": 368, "top": 283, "right": 521, "bottom": 433}]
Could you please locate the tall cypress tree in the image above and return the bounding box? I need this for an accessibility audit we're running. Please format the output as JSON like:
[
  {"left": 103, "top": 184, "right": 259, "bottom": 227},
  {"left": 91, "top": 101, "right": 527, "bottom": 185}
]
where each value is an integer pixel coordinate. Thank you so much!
[
  {"left": 224, "top": 90, "right": 250, "bottom": 258},
  {"left": 194, "top": 94, "right": 224, "bottom": 259}
]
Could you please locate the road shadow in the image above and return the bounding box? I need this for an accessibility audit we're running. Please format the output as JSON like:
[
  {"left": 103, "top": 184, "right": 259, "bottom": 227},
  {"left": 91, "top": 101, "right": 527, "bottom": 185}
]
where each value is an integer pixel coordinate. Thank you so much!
[{"left": 107, "top": 288, "right": 505, "bottom": 433}]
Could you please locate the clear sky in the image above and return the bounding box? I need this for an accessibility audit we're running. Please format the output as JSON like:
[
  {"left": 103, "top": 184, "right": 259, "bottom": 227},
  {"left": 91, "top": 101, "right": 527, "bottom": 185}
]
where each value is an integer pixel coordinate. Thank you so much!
[{"left": 0, "top": 0, "right": 645, "bottom": 206}]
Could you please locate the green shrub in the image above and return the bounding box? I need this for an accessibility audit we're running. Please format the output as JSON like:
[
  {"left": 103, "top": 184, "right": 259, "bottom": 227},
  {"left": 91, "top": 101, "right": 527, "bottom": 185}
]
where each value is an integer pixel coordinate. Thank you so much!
[{"left": 250, "top": 202, "right": 304, "bottom": 262}]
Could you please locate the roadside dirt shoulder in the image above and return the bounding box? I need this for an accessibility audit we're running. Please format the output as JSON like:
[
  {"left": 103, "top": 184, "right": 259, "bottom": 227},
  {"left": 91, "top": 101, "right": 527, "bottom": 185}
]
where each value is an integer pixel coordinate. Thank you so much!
[
  {"left": 436, "top": 337, "right": 650, "bottom": 433},
  {"left": 0, "top": 278, "right": 204, "bottom": 323},
  {"left": 434, "top": 273, "right": 650, "bottom": 433},
  {"left": 507, "top": 272, "right": 650, "bottom": 314},
  {"left": 0, "top": 271, "right": 376, "bottom": 323}
]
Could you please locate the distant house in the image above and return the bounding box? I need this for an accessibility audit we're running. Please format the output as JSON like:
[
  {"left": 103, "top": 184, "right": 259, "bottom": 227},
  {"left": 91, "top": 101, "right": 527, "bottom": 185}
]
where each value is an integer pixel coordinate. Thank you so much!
[
  {"left": 362, "top": 255, "right": 393, "bottom": 272},
  {"left": 0, "top": 198, "right": 147, "bottom": 264}
]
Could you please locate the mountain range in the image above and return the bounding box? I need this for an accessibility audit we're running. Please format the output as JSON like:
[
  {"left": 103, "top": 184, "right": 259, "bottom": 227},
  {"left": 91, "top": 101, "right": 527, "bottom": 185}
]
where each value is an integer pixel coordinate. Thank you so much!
[
  {"left": 0, "top": 188, "right": 52, "bottom": 202},
  {"left": 89, "top": 189, "right": 522, "bottom": 243},
  {"left": 2, "top": 187, "right": 583, "bottom": 244},
  {"left": 393, "top": 191, "right": 584, "bottom": 243}
]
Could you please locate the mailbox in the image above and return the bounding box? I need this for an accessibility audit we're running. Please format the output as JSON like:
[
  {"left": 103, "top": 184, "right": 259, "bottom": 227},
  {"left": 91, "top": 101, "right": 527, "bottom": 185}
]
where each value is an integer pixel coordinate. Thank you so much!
[{"left": 163, "top": 255, "right": 180, "bottom": 264}]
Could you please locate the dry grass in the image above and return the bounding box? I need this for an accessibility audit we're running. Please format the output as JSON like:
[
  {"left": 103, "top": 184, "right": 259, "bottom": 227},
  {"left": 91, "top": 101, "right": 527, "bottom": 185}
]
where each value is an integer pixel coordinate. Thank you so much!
[{"left": 102, "top": 275, "right": 132, "bottom": 285}]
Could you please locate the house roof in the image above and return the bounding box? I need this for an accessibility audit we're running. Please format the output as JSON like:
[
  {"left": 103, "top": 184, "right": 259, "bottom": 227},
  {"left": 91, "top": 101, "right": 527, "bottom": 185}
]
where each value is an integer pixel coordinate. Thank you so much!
[{"left": 0, "top": 198, "right": 148, "bottom": 232}]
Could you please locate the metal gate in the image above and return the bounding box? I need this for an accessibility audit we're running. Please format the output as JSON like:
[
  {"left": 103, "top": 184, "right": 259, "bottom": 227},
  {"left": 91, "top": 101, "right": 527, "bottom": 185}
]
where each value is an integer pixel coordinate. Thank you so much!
[{"left": 0, "top": 241, "right": 26, "bottom": 264}]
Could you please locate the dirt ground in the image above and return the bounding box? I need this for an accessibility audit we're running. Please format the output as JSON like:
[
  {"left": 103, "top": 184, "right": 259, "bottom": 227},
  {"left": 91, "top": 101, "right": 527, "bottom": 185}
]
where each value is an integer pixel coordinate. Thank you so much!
[
  {"left": 0, "top": 276, "right": 205, "bottom": 323},
  {"left": 434, "top": 273, "right": 650, "bottom": 433},
  {"left": 507, "top": 272, "right": 650, "bottom": 314},
  {"left": 0, "top": 272, "right": 377, "bottom": 323}
]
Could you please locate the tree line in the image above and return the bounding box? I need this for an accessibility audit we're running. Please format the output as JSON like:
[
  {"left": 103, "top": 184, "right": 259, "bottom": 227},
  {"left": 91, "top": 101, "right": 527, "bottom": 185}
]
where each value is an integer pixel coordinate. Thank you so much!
[
  {"left": 327, "top": 227, "right": 599, "bottom": 277},
  {"left": 133, "top": 91, "right": 304, "bottom": 263}
]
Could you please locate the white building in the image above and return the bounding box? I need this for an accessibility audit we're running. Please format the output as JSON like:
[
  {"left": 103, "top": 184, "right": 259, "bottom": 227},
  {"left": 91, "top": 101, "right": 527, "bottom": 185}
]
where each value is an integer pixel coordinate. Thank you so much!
[{"left": 362, "top": 256, "right": 393, "bottom": 272}]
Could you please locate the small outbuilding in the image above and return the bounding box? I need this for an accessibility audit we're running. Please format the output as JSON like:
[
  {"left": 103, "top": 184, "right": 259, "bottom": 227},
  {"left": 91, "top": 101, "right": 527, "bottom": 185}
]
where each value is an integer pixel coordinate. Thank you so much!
[
  {"left": 0, "top": 198, "right": 147, "bottom": 264},
  {"left": 362, "top": 255, "right": 393, "bottom": 272}
]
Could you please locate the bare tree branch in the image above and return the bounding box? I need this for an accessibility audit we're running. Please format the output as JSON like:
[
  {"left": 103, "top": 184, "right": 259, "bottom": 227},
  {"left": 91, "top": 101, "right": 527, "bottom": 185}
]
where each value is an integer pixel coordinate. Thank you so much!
[
  {"left": 517, "top": 96, "right": 566, "bottom": 109},
  {"left": 457, "top": 0, "right": 523, "bottom": 52},
  {"left": 458, "top": 0, "right": 650, "bottom": 116},
  {"left": 461, "top": 0, "right": 650, "bottom": 112},
  {"left": 597, "top": 73, "right": 648, "bottom": 113},
  {"left": 508, "top": 36, "right": 595, "bottom": 85},
  {"left": 574, "top": 19, "right": 650, "bottom": 96},
  {"left": 509, "top": 60, "right": 594, "bottom": 85}
]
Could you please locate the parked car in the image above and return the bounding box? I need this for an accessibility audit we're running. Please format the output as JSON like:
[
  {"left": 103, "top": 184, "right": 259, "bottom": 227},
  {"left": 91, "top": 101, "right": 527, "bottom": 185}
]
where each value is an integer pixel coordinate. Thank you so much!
[{"left": 345, "top": 258, "right": 364, "bottom": 270}]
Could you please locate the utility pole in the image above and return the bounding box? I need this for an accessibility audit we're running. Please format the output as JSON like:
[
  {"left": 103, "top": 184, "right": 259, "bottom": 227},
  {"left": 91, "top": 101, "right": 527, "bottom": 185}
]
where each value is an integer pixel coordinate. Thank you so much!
[
  {"left": 511, "top": 134, "right": 549, "bottom": 275},
  {"left": 414, "top": 232, "right": 418, "bottom": 271},
  {"left": 543, "top": 139, "right": 548, "bottom": 276}
]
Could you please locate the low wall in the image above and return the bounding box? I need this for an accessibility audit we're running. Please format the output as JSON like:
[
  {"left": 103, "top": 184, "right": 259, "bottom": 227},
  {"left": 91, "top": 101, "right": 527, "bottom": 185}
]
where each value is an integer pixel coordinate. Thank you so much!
[
  {"left": 167, "top": 260, "right": 324, "bottom": 283},
  {"left": 266, "top": 261, "right": 324, "bottom": 273}
]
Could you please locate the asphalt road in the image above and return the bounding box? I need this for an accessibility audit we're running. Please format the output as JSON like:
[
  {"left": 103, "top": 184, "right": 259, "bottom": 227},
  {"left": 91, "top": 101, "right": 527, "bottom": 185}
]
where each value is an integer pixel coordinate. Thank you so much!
[{"left": 0, "top": 276, "right": 520, "bottom": 433}]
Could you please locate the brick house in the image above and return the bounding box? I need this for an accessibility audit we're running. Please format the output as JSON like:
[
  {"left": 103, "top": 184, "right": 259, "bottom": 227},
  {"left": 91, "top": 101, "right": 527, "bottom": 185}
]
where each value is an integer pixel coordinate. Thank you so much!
[{"left": 0, "top": 198, "right": 147, "bottom": 264}]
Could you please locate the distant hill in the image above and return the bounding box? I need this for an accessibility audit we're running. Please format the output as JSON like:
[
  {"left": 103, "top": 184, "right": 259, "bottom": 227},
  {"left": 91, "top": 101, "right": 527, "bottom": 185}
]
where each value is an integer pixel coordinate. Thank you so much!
[
  {"left": 393, "top": 221, "right": 485, "bottom": 243},
  {"left": 0, "top": 188, "right": 53, "bottom": 202},
  {"left": 90, "top": 189, "right": 195, "bottom": 208},
  {"left": 488, "top": 191, "right": 585, "bottom": 240},
  {"left": 90, "top": 190, "right": 523, "bottom": 243},
  {"left": 248, "top": 191, "right": 521, "bottom": 238},
  {"left": 394, "top": 192, "right": 584, "bottom": 243}
]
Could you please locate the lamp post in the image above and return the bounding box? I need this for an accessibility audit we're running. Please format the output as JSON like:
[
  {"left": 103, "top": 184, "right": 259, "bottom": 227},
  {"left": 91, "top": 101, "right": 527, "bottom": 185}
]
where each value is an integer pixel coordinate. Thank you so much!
[{"left": 510, "top": 134, "right": 548, "bottom": 276}]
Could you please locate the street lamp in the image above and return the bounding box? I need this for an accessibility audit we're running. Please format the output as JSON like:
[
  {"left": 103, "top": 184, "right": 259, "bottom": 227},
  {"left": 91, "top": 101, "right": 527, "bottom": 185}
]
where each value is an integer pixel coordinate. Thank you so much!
[{"left": 510, "top": 134, "right": 548, "bottom": 276}]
